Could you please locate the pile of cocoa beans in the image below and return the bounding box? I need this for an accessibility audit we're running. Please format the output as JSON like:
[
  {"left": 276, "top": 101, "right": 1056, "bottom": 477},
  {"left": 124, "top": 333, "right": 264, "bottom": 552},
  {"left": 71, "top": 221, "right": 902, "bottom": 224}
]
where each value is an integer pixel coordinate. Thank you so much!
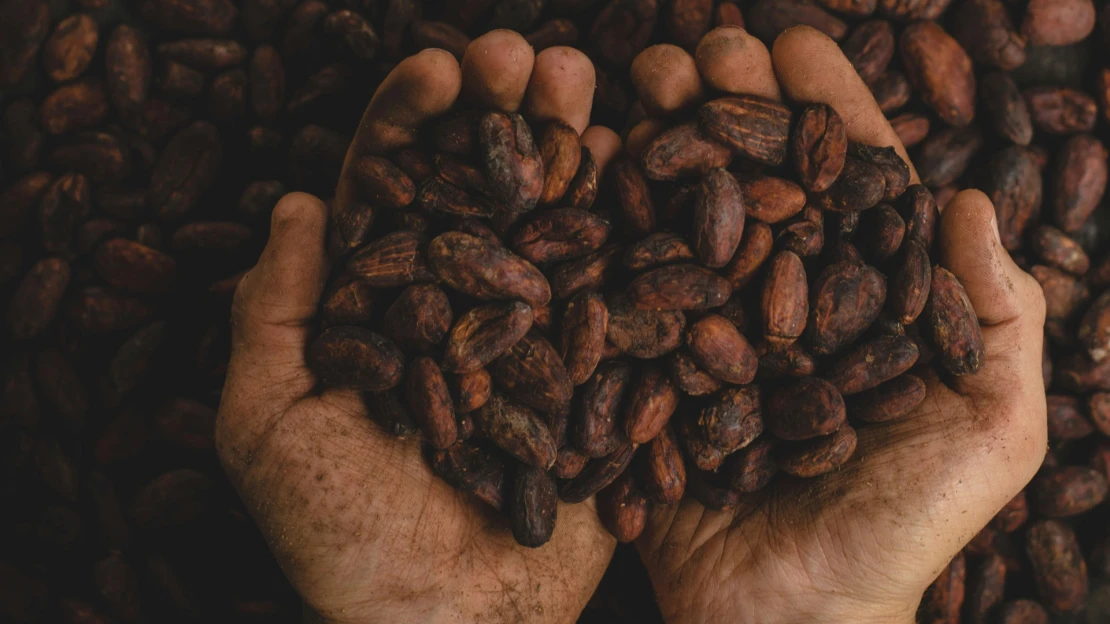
[
  {"left": 313, "top": 93, "right": 985, "bottom": 550},
  {"left": 3, "top": 0, "right": 1110, "bottom": 622}
]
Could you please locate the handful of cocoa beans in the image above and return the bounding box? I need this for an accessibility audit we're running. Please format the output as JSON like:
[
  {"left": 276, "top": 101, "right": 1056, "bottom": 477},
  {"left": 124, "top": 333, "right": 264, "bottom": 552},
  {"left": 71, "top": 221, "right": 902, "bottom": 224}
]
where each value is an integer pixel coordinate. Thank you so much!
[{"left": 309, "top": 87, "right": 985, "bottom": 547}]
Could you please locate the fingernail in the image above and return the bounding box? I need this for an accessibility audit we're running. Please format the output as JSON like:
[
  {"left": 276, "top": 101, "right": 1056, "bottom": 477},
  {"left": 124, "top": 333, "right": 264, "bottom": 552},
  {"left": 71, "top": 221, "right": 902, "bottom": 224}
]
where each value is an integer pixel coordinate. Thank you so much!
[{"left": 990, "top": 214, "right": 1002, "bottom": 247}]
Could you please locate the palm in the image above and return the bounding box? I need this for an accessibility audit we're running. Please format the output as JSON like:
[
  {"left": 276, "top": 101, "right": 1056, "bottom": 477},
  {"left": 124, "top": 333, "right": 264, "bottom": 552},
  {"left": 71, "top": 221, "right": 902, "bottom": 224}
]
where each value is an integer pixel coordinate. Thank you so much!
[{"left": 223, "top": 391, "right": 611, "bottom": 623}]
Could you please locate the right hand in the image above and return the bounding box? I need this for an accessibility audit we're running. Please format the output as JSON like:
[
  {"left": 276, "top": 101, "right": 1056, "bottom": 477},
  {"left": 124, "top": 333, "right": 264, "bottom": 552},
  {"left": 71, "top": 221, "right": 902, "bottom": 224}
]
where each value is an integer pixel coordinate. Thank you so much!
[{"left": 629, "top": 26, "right": 1048, "bottom": 624}]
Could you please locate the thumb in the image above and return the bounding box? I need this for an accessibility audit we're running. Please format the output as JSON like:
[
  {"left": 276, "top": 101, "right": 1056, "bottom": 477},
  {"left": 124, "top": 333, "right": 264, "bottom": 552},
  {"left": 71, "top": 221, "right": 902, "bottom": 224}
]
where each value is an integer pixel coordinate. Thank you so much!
[
  {"left": 938, "top": 190, "right": 1047, "bottom": 401},
  {"left": 226, "top": 192, "right": 329, "bottom": 407}
]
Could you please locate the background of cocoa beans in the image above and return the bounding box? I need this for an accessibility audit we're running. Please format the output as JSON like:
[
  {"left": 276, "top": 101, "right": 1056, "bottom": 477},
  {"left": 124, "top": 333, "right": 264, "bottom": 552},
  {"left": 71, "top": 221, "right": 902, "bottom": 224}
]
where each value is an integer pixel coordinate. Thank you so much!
[{"left": 2, "top": 0, "right": 1110, "bottom": 622}]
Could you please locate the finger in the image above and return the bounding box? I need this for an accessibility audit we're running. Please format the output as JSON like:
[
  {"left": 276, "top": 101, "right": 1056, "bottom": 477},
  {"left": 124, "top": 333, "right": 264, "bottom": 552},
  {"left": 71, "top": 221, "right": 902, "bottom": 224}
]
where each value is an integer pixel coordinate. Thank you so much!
[
  {"left": 939, "top": 190, "right": 1047, "bottom": 398},
  {"left": 630, "top": 44, "right": 704, "bottom": 117},
  {"left": 695, "top": 26, "right": 781, "bottom": 101},
  {"left": 335, "top": 49, "right": 461, "bottom": 212},
  {"left": 581, "top": 126, "right": 622, "bottom": 176},
  {"left": 524, "top": 46, "right": 596, "bottom": 135},
  {"left": 226, "top": 192, "right": 330, "bottom": 406},
  {"left": 771, "top": 26, "right": 919, "bottom": 182},
  {"left": 353, "top": 49, "right": 462, "bottom": 155},
  {"left": 461, "top": 30, "right": 535, "bottom": 113}
]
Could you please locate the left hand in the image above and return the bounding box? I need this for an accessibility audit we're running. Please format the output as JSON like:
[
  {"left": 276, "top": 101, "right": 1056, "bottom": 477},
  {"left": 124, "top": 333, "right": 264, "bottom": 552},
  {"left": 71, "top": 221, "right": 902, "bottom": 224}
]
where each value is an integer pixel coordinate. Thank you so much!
[{"left": 216, "top": 32, "right": 622, "bottom": 624}]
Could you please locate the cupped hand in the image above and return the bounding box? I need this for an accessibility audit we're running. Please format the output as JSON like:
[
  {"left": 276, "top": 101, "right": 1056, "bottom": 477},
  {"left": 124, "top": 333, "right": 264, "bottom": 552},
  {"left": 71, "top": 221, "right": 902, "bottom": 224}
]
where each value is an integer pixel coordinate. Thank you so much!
[
  {"left": 215, "top": 32, "right": 623, "bottom": 624},
  {"left": 629, "top": 27, "right": 1048, "bottom": 624}
]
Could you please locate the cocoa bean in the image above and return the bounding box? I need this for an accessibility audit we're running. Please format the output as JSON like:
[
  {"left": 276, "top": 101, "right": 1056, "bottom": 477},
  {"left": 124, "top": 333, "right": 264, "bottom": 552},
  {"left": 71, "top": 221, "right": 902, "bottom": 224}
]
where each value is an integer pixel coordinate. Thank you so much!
[
  {"left": 597, "top": 471, "right": 647, "bottom": 542},
  {"left": 791, "top": 103, "right": 847, "bottom": 192},
  {"left": 306, "top": 326, "right": 404, "bottom": 391},
  {"left": 698, "top": 95, "right": 792, "bottom": 166},
  {"left": 576, "top": 360, "right": 632, "bottom": 457},
  {"left": 926, "top": 266, "right": 986, "bottom": 376},
  {"left": 510, "top": 466, "right": 557, "bottom": 547},
  {"left": 775, "top": 424, "right": 857, "bottom": 477},
  {"left": 477, "top": 394, "right": 558, "bottom": 469}
]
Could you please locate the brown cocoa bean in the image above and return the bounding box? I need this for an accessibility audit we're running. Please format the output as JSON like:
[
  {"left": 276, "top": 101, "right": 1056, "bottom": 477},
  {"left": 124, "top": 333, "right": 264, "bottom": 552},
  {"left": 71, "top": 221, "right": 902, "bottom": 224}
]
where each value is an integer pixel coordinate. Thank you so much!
[
  {"left": 137, "top": 0, "right": 237, "bottom": 34},
  {"left": 637, "top": 425, "right": 686, "bottom": 504},
  {"left": 920, "top": 551, "right": 966, "bottom": 624},
  {"left": 626, "top": 263, "right": 731, "bottom": 311},
  {"left": 442, "top": 302, "right": 533, "bottom": 374},
  {"left": 1025, "top": 519, "right": 1088, "bottom": 612},
  {"left": 565, "top": 147, "right": 600, "bottom": 211},
  {"left": 623, "top": 232, "right": 695, "bottom": 271},
  {"left": 492, "top": 331, "right": 574, "bottom": 415},
  {"left": 561, "top": 292, "right": 608, "bottom": 386},
  {"left": 1025, "top": 87, "right": 1097, "bottom": 135},
  {"left": 870, "top": 70, "right": 912, "bottom": 114},
  {"left": 775, "top": 424, "right": 857, "bottom": 477},
  {"left": 686, "top": 314, "right": 757, "bottom": 385},
  {"left": 809, "top": 261, "right": 887, "bottom": 355},
  {"left": 40, "top": 79, "right": 110, "bottom": 136},
  {"left": 1030, "top": 466, "right": 1108, "bottom": 517},
  {"left": 93, "top": 239, "right": 175, "bottom": 294},
  {"left": 980, "top": 72, "right": 1033, "bottom": 145},
  {"left": 406, "top": 357, "right": 457, "bottom": 450},
  {"left": 723, "top": 221, "right": 773, "bottom": 289},
  {"left": 826, "top": 335, "right": 919, "bottom": 395},
  {"left": 537, "top": 120, "right": 581, "bottom": 205},
  {"left": 597, "top": 471, "right": 647, "bottom": 542},
  {"left": 696, "top": 386, "right": 762, "bottom": 452},
  {"left": 480, "top": 111, "right": 545, "bottom": 214},
  {"left": 757, "top": 343, "right": 818, "bottom": 379},
  {"left": 477, "top": 394, "right": 558, "bottom": 469},
  {"left": 551, "top": 245, "right": 621, "bottom": 300},
  {"left": 952, "top": 0, "right": 1026, "bottom": 70},
  {"left": 900, "top": 21, "right": 975, "bottom": 127},
  {"left": 735, "top": 175, "right": 806, "bottom": 224},
  {"left": 841, "top": 20, "right": 894, "bottom": 85},
  {"left": 559, "top": 442, "right": 637, "bottom": 503},
  {"left": 524, "top": 18, "right": 577, "bottom": 52},
  {"left": 577, "top": 360, "right": 633, "bottom": 457},
  {"left": 590, "top": 0, "right": 658, "bottom": 67},
  {"left": 746, "top": 0, "right": 847, "bottom": 43},
  {"left": 997, "top": 600, "right": 1048, "bottom": 624},
  {"left": 383, "top": 284, "right": 452, "bottom": 353},
  {"left": 915, "top": 126, "right": 983, "bottom": 189},
  {"left": 510, "top": 466, "right": 558, "bottom": 547},
  {"left": 307, "top": 326, "right": 405, "bottom": 392},
  {"left": 846, "top": 374, "right": 926, "bottom": 422},
  {"left": 42, "top": 14, "right": 99, "bottom": 83},
  {"left": 813, "top": 157, "right": 886, "bottom": 213},
  {"left": 512, "top": 208, "right": 611, "bottom": 264},
  {"left": 762, "top": 251, "right": 808, "bottom": 346},
  {"left": 641, "top": 121, "right": 733, "bottom": 181},
  {"left": 698, "top": 95, "right": 792, "bottom": 166},
  {"left": 149, "top": 121, "right": 222, "bottom": 220},
  {"left": 1032, "top": 226, "right": 1088, "bottom": 276},
  {"left": 8, "top": 258, "right": 70, "bottom": 340},
  {"left": 613, "top": 158, "right": 657, "bottom": 235},
  {"left": 670, "top": 350, "right": 722, "bottom": 396},
  {"left": 1021, "top": 0, "right": 1096, "bottom": 46},
  {"left": 926, "top": 265, "right": 986, "bottom": 376},
  {"left": 768, "top": 377, "right": 846, "bottom": 440},
  {"left": 428, "top": 231, "right": 551, "bottom": 307},
  {"left": 692, "top": 168, "right": 745, "bottom": 268},
  {"left": 1051, "top": 135, "right": 1107, "bottom": 234},
  {"left": 889, "top": 113, "right": 930, "bottom": 148},
  {"left": 0, "top": 0, "right": 50, "bottom": 87},
  {"left": 791, "top": 103, "right": 847, "bottom": 192},
  {"left": 623, "top": 364, "right": 679, "bottom": 444},
  {"left": 966, "top": 554, "right": 1006, "bottom": 624}
]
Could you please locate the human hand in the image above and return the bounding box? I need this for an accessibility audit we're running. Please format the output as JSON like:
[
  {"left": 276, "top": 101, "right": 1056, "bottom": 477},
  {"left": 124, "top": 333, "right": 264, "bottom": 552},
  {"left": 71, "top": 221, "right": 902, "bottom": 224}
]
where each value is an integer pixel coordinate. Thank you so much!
[
  {"left": 629, "top": 26, "right": 1048, "bottom": 624},
  {"left": 215, "top": 32, "right": 623, "bottom": 624}
]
